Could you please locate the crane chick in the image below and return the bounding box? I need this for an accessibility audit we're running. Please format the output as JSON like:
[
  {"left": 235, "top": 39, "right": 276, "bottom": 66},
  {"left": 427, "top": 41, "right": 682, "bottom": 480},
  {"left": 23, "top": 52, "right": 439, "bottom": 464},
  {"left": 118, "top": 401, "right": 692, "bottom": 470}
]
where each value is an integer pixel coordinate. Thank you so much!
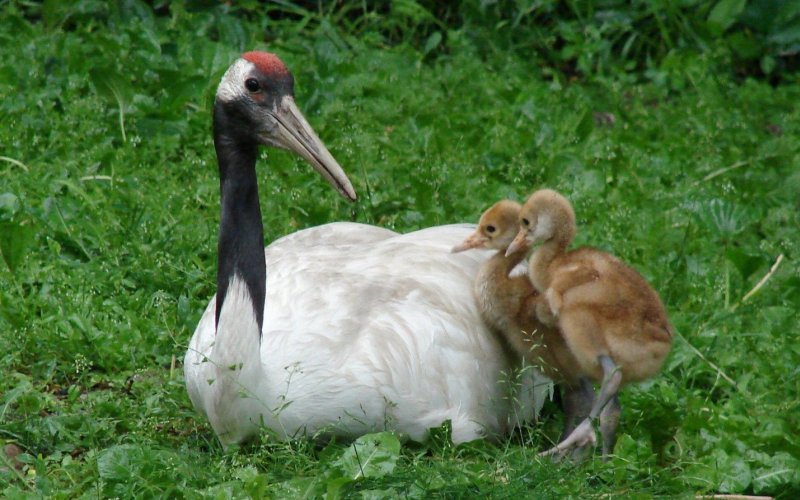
[
  {"left": 506, "top": 189, "right": 673, "bottom": 460},
  {"left": 453, "top": 200, "right": 594, "bottom": 445}
]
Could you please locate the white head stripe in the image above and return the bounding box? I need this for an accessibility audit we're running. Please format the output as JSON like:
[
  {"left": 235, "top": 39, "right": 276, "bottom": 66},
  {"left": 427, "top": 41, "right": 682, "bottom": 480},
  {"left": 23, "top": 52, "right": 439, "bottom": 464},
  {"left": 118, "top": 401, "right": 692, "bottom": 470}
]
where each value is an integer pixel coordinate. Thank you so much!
[
  {"left": 217, "top": 59, "right": 256, "bottom": 102},
  {"left": 532, "top": 214, "right": 553, "bottom": 242}
]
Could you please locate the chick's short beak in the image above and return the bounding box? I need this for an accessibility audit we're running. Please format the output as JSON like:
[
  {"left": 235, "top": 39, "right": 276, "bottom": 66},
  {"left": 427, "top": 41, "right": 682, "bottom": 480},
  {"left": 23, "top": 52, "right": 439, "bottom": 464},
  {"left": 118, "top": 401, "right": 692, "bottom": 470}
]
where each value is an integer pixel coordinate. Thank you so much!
[
  {"left": 451, "top": 232, "right": 488, "bottom": 253},
  {"left": 504, "top": 229, "right": 530, "bottom": 257}
]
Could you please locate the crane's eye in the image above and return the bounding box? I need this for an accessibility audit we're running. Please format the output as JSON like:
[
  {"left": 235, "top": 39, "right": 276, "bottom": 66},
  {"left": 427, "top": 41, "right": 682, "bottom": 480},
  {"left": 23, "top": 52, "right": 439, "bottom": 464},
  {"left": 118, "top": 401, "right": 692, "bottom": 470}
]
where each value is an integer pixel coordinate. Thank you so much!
[
  {"left": 486, "top": 225, "right": 496, "bottom": 234},
  {"left": 522, "top": 218, "right": 530, "bottom": 226},
  {"left": 245, "top": 78, "right": 261, "bottom": 92}
]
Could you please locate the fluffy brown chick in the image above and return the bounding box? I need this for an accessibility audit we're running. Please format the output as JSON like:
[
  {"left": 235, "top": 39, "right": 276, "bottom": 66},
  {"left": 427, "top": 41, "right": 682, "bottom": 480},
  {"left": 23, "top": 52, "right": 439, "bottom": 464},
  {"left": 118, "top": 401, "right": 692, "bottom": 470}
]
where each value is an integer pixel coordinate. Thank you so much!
[
  {"left": 507, "top": 188, "right": 673, "bottom": 461},
  {"left": 453, "top": 200, "right": 593, "bottom": 442}
]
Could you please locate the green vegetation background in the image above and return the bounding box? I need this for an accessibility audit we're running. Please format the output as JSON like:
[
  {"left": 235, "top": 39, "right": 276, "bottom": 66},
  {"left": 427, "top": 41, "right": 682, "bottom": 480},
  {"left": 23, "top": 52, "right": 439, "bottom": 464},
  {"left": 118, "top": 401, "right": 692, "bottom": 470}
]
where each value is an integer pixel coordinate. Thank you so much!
[{"left": 1, "top": 0, "right": 798, "bottom": 497}]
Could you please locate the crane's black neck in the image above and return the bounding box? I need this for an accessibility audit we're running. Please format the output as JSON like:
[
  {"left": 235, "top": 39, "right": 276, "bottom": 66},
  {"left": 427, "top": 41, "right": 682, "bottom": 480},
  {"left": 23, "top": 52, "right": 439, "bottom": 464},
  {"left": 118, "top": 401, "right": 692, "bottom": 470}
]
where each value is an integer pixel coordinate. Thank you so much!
[{"left": 213, "top": 109, "right": 266, "bottom": 334}]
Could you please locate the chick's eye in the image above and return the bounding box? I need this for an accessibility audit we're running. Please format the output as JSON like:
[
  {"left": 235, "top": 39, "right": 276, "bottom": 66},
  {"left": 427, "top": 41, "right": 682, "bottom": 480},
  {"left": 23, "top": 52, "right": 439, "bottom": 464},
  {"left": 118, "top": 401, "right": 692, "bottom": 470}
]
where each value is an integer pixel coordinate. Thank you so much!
[
  {"left": 522, "top": 218, "right": 530, "bottom": 226},
  {"left": 245, "top": 78, "right": 261, "bottom": 92},
  {"left": 486, "top": 225, "right": 496, "bottom": 234}
]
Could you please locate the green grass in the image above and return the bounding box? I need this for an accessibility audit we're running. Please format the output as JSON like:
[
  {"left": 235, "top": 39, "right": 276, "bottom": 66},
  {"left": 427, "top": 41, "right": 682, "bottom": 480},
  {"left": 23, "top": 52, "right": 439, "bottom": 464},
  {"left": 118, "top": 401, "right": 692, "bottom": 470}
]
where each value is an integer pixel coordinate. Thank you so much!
[{"left": 1, "top": 1, "right": 799, "bottom": 498}]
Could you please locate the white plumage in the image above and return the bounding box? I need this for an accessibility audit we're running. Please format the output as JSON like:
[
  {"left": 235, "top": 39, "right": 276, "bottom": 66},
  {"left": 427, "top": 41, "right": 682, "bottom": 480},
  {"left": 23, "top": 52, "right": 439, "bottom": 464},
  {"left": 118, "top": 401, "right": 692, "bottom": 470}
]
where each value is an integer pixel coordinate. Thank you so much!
[{"left": 185, "top": 222, "right": 549, "bottom": 447}]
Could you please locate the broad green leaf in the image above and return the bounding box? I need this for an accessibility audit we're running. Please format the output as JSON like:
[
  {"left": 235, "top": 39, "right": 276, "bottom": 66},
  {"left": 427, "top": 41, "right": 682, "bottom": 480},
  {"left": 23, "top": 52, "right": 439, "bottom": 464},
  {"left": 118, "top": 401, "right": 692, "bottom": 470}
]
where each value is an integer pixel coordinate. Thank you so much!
[
  {"left": 0, "top": 220, "right": 36, "bottom": 274},
  {"left": 360, "top": 489, "right": 400, "bottom": 500},
  {"left": 727, "top": 31, "right": 761, "bottom": 59},
  {"left": 682, "top": 460, "right": 717, "bottom": 490},
  {"left": 97, "top": 444, "right": 137, "bottom": 482},
  {"left": 760, "top": 55, "right": 776, "bottom": 74},
  {"left": 215, "top": 12, "right": 248, "bottom": 52},
  {"left": 0, "top": 192, "right": 19, "bottom": 218},
  {"left": 708, "top": 448, "right": 752, "bottom": 493},
  {"left": 698, "top": 199, "right": 747, "bottom": 239},
  {"left": 724, "top": 247, "right": 764, "bottom": 280},
  {"left": 42, "top": 0, "right": 108, "bottom": 27},
  {"left": 325, "top": 475, "right": 352, "bottom": 500},
  {"left": 751, "top": 452, "right": 800, "bottom": 494},
  {"left": 134, "top": 117, "right": 189, "bottom": 139},
  {"left": 573, "top": 109, "right": 594, "bottom": 144},
  {"left": 708, "top": 0, "right": 746, "bottom": 33},
  {"left": 116, "top": 0, "right": 156, "bottom": 27},
  {"left": 89, "top": 68, "right": 133, "bottom": 141},
  {"left": 335, "top": 432, "right": 401, "bottom": 480},
  {"left": 89, "top": 69, "right": 133, "bottom": 109},
  {"left": 423, "top": 31, "right": 442, "bottom": 56},
  {"left": 768, "top": 24, "right": 800, "bottom": 46},
  {"left": 273, "top": 477, "right": 325, "bottom": 499},
  {"left": 234, "top": 465, "right": 269, "bottom": 498},
  {"left": 392, "top": 0, "right": 435, "bottom": 23}
]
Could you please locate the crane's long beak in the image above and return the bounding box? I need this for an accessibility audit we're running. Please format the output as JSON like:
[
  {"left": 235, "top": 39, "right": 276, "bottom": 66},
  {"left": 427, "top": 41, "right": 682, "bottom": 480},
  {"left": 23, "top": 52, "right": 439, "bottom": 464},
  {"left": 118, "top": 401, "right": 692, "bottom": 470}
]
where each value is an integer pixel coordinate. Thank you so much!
[
  {"left": 451, "top": 232, "right": 488, "bottom": 253},
  {"left": 505, "top": 229, "right": 530, "bottom": 257},
  {"left": 267, "top": 96, "right": 357, "bottom": 201}
]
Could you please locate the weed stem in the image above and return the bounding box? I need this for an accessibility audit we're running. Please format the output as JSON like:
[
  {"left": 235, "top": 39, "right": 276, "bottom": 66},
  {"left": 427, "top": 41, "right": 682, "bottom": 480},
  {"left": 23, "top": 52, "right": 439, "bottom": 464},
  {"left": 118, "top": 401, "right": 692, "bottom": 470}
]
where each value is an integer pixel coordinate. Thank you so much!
[
  {"left": 739, "top": 253, "right": 784, "bottom": 305},
  {"left": 676, "top": 331, "right": 740, "bottom": 392},
  {"left": 696, "top": 160, "right": 750, "bottom": 184},
  {"left": 0, "top": 155, "right": 30, "bottom": 173}
]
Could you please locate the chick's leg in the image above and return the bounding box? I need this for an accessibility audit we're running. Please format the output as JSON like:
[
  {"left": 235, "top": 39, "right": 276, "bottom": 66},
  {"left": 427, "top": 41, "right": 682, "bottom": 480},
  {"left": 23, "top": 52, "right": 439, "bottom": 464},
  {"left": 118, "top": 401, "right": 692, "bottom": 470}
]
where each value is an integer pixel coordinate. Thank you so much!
[
  {"left": 559, "top": 379, "right": 594, "bottom": 440},
  {"left": 599, "top": 394, "right": 621, "bottom": 461},
  {"left": 540, "top": 355, "right": 622, "bottom": 460}
]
